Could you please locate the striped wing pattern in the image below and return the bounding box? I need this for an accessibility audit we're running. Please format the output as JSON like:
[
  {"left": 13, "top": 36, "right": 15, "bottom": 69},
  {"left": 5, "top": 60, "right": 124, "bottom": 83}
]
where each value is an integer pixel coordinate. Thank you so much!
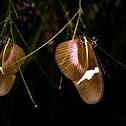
[
  {"left": 2, "top": 44, "right": 26, "bottom": 76},
  {"left": 73, "top": 72, "right": 103, "bottom": 104},
  {"left": 55, "top": 39, "right": 88, "bottom": 81},
  {"left": 0, "top": 44, "right": 25, "bottom": 96},
  {"left": 0, "top": 71, "right": 16, "bottom": 96},
  {"left": 55, "top": 39, "right": 103, "bottom": 104},
  {"left": 74, "top": 44, "right": 103, "bottom": 104}
]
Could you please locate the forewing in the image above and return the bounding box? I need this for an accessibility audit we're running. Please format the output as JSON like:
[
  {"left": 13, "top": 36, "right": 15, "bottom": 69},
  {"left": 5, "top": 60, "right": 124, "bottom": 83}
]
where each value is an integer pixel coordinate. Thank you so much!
[
  {"left": 55, "top": 40, "right": 88, "bottom": 81},
  {"left": 2, "top": 44, "right": 25, "bottom": 76},
  {"left": 73, "top": 45, "right": 104, "bottom": 104}
]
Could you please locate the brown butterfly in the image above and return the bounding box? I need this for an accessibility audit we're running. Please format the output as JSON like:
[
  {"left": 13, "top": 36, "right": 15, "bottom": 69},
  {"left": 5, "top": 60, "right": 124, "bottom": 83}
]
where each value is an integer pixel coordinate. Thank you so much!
[
  {"left": 55, "top": 35, "right": 104, "bottom": 104},
  {"left": 0, "top": 38, "right": 25, "bottom": 96}
]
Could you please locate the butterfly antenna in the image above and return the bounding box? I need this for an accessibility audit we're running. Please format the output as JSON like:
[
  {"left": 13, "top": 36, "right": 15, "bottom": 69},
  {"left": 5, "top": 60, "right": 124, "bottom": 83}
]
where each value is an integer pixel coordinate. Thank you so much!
[
  {"left": 79, "top": 12, "right": 86, "bottom": 29},
  {"left": 68, "top": 26, "right": 79, "bottom": 40}
]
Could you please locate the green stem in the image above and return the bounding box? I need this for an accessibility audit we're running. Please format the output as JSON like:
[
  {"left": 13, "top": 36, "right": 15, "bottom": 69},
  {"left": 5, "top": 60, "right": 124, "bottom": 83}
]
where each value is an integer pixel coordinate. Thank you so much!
[
  {"left": 10, "top": 1, "right": 19, "bottom": 19},
  {"left": 11, "top": 18, "right": 58, "bottom": 89},
  {"left": 72, "top": 0, "right": 82, "bottom": 40},
  {"left": 6, "top": 11, "right": 79, "bottom": 67},
  {"left": 10, "top": 22, "right": 37, "bottom": 108}
]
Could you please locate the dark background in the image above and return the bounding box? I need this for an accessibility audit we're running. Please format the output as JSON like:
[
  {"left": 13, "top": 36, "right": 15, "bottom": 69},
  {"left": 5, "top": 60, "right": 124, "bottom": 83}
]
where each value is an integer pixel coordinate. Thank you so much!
[{"left": 0, "top": 0, "right": 126, "bottom": 125}]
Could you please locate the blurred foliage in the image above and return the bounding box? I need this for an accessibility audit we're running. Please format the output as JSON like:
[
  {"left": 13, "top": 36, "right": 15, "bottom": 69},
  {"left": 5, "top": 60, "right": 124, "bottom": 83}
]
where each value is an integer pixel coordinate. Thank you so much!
[{"left": 0, "top": 0, "right": 126, "bottom": 126}]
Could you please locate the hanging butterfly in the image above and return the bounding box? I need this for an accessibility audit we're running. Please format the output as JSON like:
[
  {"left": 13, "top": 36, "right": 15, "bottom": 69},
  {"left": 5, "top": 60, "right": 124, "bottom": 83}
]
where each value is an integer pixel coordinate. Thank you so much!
[
  {"left": 55, "top": 35, "right": 104, "bottom": 104},
  {"left": 0, "top": 37, "right": 26, "bottom": 96}
]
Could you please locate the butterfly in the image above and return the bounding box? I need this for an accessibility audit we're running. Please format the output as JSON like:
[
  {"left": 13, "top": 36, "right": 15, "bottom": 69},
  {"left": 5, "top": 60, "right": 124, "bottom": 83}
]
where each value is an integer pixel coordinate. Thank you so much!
[
  {"left": 0, "top": 37, "right": 25, "bottom": 96},
  {"left": 55, "top": 35, "right": 104, "bottom": 104}
]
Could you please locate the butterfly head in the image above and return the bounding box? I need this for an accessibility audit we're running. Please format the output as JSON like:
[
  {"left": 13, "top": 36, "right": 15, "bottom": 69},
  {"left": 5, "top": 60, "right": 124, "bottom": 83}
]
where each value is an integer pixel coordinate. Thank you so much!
[
  {"left": 0, "top": 36, "right": 8, "bottom": 45},
  {"left": 76, "top": 35, "right": 97, "bottom": 49}
]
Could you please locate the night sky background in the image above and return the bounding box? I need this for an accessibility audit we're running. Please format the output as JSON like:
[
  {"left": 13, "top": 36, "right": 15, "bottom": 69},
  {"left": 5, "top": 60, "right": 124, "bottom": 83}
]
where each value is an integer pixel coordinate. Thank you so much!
[{"left": 0, "top": 0, "right": 126, "bottom": 126}]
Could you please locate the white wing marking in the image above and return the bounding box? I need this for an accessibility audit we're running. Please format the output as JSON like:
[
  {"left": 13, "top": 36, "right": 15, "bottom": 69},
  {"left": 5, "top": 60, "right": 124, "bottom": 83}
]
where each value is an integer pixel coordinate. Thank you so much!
[{"left": 77, "top": 67, "right": 99, "bottom": 84}]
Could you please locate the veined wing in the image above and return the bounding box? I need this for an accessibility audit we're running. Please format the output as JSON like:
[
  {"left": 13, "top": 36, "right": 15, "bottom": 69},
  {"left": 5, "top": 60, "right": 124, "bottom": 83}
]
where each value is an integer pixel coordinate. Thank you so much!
[
  {"left": 73, "top": 45, "right": 104, "bottom": 104},
  {"left": 55, "top": 39, "right": 88, "bottom": 81}
]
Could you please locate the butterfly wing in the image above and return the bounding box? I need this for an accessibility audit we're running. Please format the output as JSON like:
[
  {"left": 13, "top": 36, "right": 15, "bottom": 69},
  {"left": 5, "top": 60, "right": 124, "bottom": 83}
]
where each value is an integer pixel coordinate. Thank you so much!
[
  {"left": 55, "top": 39, "right": 103, "bottom": 104},
  {"left": 2, "top": 44, "right": 25, "bottom": 76},
  {"left": 0, "top": 71, "right": 16, "bottom": 96},
  {"left": 55, "top": 39, "right": 88, "bottom": 81},
  {"left": 0, "top": 50, "right": 2, "bottom": 66},
  {"left": 73, "top": 45, "right": 104, "bottom": 104},
  {"left": 0, "top": 41, "right": 25, "bottom": 95}
]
